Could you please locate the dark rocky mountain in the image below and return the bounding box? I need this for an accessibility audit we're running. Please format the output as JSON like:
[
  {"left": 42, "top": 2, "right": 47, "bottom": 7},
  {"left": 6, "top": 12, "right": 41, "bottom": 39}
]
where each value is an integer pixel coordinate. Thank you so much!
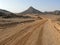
[
  {"left": 18, "top": 6, "right": 42, "bottom": 15},
  {"left": 0, "top": 9, "right": 16, "bottom": 18}
]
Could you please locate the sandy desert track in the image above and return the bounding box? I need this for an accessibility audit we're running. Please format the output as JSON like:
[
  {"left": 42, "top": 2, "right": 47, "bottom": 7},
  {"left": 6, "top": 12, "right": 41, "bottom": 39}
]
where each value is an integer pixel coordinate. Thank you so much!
[{"left": 0, "top": 19, "right": 60, "bottom": 45}]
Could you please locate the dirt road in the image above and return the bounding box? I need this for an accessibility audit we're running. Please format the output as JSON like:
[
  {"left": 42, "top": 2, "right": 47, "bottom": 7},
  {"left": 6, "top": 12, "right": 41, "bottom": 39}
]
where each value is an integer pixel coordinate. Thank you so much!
[{"left": 0, "top": 19, "right": 60, "bottom": 45}]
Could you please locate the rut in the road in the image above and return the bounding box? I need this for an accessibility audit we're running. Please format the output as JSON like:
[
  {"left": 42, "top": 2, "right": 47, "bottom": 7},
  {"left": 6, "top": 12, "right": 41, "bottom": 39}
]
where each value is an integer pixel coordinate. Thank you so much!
[
  {"left": 0, "top": 19, "right": 47, "bottom": 45},
  {"left": 0, "top": 19, "right": 60, "bottom": 45},
  {"left": 42, "top": 19, "right": 60, "bottom": 45}
]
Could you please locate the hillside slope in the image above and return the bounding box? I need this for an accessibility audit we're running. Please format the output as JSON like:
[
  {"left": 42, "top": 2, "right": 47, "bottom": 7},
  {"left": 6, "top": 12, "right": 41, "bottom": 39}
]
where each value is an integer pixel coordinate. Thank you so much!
[{"left": 0, "top": 9, "right": 16, "bottom": 18}]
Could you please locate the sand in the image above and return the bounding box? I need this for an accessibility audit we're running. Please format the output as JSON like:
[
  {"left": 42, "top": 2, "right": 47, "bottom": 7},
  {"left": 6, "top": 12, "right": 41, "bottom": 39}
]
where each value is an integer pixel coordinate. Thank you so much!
[{"left": 0, "top": 15, "right": 60, "bottom": 45}]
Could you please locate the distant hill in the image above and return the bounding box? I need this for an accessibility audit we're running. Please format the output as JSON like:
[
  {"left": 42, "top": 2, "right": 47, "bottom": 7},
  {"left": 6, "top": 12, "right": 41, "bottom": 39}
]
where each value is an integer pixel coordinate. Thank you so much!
[
  {"left": 53, "top": 10, "right": 60, "bottom": 15},
  {"left": 0, "top": 9, "right": 16, "bottom": 18},
  {"left": 18, "top": 6, "right": 42, "bottom": 15},
  {"left": 44, "top": 10, "right": 60, "bottom": 15}
]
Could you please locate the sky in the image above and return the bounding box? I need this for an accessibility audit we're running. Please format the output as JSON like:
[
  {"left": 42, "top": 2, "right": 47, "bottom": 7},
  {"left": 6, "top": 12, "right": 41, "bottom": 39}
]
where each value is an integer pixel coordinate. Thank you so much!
[{"left": 0, "top": 0, "right": 60, "bottom": 13}]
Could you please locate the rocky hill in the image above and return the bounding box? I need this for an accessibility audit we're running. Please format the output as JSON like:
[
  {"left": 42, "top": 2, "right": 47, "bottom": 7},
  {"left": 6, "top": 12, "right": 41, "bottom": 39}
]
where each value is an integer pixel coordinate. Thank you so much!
[
  {"left": 18, "top": 6, "right": 42, "bottom": 15},
  {"left": 0, "top": 9, "right": 16, "bottom": 18}
]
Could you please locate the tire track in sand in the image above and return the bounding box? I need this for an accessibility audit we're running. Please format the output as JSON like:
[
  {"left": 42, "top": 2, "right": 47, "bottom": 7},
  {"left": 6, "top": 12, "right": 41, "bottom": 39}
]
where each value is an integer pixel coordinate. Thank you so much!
[{"left": 0, "top": 19, "right": 47, "bottom": 45}]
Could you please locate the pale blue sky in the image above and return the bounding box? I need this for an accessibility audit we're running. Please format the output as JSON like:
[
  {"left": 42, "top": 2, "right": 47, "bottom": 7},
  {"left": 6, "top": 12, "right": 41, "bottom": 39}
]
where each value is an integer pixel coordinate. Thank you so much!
[{"left": 0, "top": 0, "right": 60, "bottom": 13}]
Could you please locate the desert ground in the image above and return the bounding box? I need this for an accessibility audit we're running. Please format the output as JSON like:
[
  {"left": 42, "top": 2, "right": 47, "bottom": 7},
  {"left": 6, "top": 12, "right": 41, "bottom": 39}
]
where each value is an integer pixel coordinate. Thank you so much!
[{"left": 0, "top": 14, "right": 60, "bottom": 45}]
